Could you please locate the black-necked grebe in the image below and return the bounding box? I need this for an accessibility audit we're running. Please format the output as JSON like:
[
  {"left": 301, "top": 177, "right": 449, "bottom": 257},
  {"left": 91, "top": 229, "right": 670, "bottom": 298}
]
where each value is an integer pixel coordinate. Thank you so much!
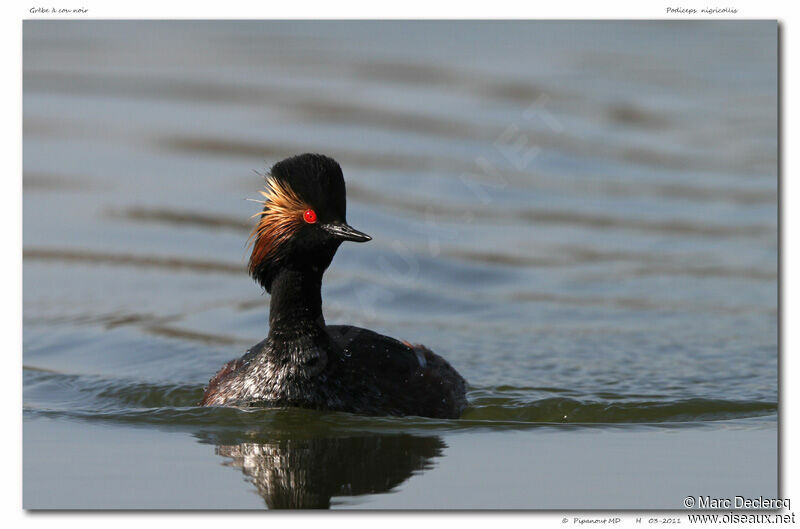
[{"left": 200, "top": 154, "right": 467, "bottom": 419}]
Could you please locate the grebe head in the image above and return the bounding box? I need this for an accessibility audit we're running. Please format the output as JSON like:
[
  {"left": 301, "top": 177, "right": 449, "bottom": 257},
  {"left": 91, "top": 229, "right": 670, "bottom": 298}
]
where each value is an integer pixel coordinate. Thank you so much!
[{"left": 248, "top": 153, "right": 371, "bottom": 292}]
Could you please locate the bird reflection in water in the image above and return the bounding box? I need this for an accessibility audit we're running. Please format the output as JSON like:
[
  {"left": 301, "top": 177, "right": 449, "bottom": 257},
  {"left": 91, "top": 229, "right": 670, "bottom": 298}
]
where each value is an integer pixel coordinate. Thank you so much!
[{"left": 214, "top": 434, "right": 446, "bottom": 509}]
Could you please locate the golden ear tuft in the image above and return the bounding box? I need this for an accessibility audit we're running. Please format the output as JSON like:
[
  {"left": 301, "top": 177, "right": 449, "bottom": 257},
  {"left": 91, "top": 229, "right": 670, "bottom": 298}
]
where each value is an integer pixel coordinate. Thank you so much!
[{"left": 247, "top": 177, "right": 310, "bottom": 274}]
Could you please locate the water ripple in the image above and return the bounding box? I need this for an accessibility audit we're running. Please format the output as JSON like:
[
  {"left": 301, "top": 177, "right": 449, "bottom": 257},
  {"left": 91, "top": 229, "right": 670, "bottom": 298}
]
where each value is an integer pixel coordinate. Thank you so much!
[{"left": 23, "top": 369, "right": 777, "bottom": 433}]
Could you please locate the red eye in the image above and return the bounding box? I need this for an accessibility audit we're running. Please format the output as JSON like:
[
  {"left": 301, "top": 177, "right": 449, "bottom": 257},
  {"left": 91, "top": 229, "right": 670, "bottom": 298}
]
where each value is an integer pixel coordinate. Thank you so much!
[{"left": 303, "top": 209, "right": 317, "bottom": 224}]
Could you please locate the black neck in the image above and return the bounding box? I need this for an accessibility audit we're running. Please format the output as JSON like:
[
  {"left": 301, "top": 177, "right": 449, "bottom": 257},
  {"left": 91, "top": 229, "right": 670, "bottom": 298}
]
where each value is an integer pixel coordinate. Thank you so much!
[{"left": 267, "top": 266, "right": 325, "bottom": 338}]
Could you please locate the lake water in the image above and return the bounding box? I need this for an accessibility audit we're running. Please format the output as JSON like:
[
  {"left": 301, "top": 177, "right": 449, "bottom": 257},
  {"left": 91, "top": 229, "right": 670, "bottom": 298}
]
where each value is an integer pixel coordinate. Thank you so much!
[{"left": 23, "top": 20, "right": 778, "bottom": 509}]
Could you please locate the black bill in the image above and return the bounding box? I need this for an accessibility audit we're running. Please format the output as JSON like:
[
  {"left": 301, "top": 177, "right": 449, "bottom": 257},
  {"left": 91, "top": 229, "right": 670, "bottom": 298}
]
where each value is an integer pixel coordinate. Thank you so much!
[{"left": 321, "top": 222, "right": 372, "bottom": 242}]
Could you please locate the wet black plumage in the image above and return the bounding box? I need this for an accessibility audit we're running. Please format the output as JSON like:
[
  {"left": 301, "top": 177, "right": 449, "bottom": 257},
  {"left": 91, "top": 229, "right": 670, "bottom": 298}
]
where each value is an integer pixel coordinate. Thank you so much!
[{"left": 200, "top": 154, "right": 467, "bottom": 419}]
